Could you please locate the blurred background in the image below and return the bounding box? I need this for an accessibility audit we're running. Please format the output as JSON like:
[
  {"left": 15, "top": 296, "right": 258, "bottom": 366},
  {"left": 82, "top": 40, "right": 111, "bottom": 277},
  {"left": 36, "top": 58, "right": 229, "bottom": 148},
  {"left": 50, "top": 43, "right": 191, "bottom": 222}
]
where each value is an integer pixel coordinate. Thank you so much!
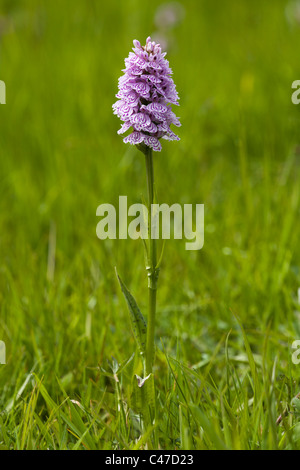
[{"left": 0, "top": 0, "right": 300, "bottom": 399}]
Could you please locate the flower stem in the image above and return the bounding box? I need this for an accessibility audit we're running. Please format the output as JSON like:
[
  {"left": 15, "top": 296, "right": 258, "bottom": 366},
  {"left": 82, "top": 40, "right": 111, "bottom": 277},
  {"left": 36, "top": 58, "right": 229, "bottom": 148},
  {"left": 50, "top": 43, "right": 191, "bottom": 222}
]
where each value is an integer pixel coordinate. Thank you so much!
[{"left": 144, "top": 147, "right": 159, "bottom": 376}]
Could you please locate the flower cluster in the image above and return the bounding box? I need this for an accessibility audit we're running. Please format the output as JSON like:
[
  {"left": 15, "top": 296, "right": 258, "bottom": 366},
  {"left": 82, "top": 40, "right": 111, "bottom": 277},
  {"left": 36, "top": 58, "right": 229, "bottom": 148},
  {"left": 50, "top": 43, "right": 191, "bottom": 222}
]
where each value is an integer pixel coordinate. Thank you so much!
[{"left": 113, "top": 37, "right": 181, "bottom": 152}]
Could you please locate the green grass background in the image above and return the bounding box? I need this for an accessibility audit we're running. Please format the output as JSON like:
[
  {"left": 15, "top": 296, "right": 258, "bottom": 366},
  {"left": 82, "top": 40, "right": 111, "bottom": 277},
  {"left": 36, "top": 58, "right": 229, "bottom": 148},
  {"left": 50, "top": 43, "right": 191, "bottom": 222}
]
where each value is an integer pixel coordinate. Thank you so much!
[{"left": 1, "top": 0, "right": 300, "bottom": 450}]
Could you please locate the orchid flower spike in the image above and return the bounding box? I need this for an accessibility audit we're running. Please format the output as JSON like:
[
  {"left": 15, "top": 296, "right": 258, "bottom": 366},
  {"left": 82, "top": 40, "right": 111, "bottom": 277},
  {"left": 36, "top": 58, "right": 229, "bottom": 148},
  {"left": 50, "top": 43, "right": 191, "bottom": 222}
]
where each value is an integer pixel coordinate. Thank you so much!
[{"left": 113, "top": 37, "right": 181, "bottom": 152}]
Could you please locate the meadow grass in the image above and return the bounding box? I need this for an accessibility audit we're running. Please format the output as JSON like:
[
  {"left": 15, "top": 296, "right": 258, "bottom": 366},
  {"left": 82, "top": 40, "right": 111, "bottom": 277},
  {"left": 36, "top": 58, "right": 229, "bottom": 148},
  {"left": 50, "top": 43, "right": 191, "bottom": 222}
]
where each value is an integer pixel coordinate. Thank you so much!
[{"left": 0, "top": 0, "right": 300, "bottom": 450}]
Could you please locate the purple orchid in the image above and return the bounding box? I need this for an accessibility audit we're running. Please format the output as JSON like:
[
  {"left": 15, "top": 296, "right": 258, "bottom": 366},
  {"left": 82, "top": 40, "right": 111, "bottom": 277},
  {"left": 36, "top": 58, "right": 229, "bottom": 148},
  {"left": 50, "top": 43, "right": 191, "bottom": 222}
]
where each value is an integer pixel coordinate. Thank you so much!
[{"left": 113, "top": 37, "right": 181, "bottom": 152}]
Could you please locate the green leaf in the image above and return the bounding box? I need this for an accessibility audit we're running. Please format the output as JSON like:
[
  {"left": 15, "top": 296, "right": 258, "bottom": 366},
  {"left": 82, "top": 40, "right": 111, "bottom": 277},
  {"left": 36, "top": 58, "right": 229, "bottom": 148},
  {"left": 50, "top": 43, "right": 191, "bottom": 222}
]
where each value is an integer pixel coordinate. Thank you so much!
[
  {"left": 291, "top": 397, "right": 300, "bottom": 414},
  {"left": 233, "top": 312, "right": 261, "bottom": 400},
  {"left": 33, "top": 374, "right": 97, "bottom": 450},
  {"left": 130, "top": 373, "right": 155, "bottom": 426},
  {"left": 115, "top": 268, "right": 147, "bottom": 355},
  {"left": 130, "top": 375, "right": 143, "bottom": 412},
  {"left": 117, "top": 353, "right": 135, "bottom": 376},
  {"left": 190, "top": 405, "right": 227, "bottom": 450}
]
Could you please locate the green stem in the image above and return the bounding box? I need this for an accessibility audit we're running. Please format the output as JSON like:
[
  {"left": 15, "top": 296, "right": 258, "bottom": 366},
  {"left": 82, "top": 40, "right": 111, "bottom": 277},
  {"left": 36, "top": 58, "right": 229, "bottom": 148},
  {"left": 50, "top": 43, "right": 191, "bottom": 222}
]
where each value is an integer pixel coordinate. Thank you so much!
[{"left": 144, "top": 147, "right": 158, "bottom": 376}]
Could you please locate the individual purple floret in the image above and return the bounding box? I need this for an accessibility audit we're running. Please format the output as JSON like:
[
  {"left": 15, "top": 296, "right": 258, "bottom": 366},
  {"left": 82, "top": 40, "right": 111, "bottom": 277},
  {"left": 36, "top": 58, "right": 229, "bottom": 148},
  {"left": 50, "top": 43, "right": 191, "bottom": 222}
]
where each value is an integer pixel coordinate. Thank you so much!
[{"left": 113, "top": 37, "right": 181, "bottom": 152}]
